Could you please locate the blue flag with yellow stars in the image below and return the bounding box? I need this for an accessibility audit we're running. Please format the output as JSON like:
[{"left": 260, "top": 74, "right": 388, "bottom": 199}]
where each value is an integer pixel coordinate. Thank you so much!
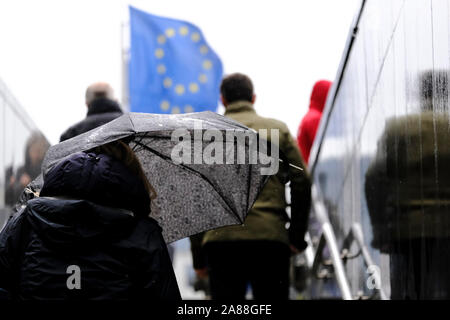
[{"left": 129, "top": 6, "right": 223, "bottom": 114}]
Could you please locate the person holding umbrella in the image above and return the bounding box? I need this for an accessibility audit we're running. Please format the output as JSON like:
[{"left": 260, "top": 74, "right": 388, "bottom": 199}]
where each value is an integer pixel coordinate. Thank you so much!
[
  {"left": 0, "top": 140, "right": 180, "bottom": 300},
  {"left": 1, "top": 104, "right": 271, "bottom": 300}
]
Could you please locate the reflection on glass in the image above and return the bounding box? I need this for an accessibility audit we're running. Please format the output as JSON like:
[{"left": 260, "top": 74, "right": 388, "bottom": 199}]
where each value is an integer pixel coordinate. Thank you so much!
[
  {"left": 4, "top": 132, "right": 49, "bottom": 207},
  {"left": 0, "top": 79, "right": 49, "bottom": 228},
  {"left": 365, "top": 70, "right": 450, "bottom": 299},
  {"left": 310, "top": 1, "right": 450, "bottom": 300}
]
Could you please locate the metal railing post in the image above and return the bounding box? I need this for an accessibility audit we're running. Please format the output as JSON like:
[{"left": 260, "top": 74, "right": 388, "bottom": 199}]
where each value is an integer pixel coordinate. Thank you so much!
[
  {"left": 350, "top": 223, "right": 387, "bottom": 300},
  {"left": 311, "top": 185, "right": 353, "bottom": 300}
]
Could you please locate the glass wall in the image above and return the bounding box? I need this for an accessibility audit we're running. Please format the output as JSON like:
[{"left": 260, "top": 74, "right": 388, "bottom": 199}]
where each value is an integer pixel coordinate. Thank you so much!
[
  {"left": 309, "top": 0, "right": 450, "bottom": 299},
  {"left": 0, "top": 78, "right": 50, "bottom": 228}
]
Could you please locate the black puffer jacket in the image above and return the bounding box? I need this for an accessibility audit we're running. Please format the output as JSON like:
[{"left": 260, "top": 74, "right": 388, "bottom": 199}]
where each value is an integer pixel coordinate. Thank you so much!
[
  {"left": 60, "top": 98, "right": 123, "bottom": 142},
  {"left": 0, "top": 152, "right": 181, "bottom": 300}
]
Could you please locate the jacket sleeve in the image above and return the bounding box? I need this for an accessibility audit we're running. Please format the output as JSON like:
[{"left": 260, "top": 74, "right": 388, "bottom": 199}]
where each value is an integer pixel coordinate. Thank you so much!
[
  {"left": 364, "top": 125, "right": 393, "bottom": 252},
  {"left": 59, "top": 129, "right": 72, "bottom": 142},
  {"left": 135, "top": 223, "right": 181, "bottom": 300},
  {"left": 189, "top": 232, "right": 207, "bottom": 270},
  {"left": 0, "top": 209, "right": 28, "bottom": 295},
  {"left": 281, "top": 126, "right": 312, "bottom": 251},
  {"left": 60, "top": 125, "right": 79, "bottom": 142},
  {"left": 297, "top": 120, "right": 311, "bottom": 163}
]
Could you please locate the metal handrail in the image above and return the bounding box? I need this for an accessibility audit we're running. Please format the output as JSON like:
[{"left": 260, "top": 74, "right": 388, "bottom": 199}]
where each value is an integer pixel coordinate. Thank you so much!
[
  {"left": 309, "top": 185, "right": 353, "bottom": 300},
  {"left": 309, "top": 0, "right": 366, "bottom": 175},
  {"left": 307, "top": 185, "right": 388, "bottom": 300},
  {"left": 341, "top": 223, "right": 388, "bottom": 300}
]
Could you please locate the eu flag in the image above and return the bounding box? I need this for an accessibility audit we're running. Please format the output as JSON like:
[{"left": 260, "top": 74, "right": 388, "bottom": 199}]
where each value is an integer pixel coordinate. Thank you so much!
[{"left": 129, "top": 6, "right": 223, "bottom": 114}]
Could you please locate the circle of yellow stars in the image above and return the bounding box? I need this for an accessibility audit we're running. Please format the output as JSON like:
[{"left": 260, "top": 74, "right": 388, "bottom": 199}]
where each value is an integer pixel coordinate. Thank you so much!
[
  {"left": 160, "top": 100, "right": 194, "bottom": 114},
  {"left": 154, "top": 25, "right": 213, "bottom": 114}
]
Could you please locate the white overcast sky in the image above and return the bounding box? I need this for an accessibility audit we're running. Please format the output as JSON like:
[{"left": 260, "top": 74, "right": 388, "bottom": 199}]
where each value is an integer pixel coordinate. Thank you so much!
[{"left": 0, "top": 0, "right": 360, "bottom": 145}]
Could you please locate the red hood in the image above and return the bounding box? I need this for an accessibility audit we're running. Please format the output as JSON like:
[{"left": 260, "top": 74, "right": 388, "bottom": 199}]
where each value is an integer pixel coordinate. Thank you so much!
[{"left": 309, "top": 80, "right": 332, "bottom": 112}]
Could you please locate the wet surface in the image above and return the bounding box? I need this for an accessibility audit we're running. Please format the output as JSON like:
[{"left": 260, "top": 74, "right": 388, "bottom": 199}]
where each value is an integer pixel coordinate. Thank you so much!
[{"left": 310, "top": 0, "right": 450, "bottom": 299}]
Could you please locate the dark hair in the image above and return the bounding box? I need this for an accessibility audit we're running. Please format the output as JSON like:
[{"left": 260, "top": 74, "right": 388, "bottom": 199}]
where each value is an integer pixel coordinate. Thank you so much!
[
  {"left": 220, "top": 73, "right": 254, "bottom": 104},
  {"left": 24, "top": 131, "right": 50, "bottom": 178},
  {"left": 420, "top": 69, "right": 449, "bottom": 111},
  {"left": 89, "top": 140, "right": 157, "bottom": 200}
]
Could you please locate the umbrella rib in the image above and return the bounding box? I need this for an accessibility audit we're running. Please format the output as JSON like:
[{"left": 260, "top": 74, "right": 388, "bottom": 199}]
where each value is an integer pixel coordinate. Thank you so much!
[
  {"left": 128, "top": 112, "right": 137, "bottom": 132},
  {"left": 133, "top": 140, "right": 244, "bottom": 224},
  {"left": 132, "top": 132, "right": 149, "bottom": 153}
]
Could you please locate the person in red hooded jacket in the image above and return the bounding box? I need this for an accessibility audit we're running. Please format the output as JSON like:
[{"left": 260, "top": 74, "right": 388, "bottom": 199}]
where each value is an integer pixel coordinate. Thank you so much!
[{"left": 297, "top": 80, "right": 332, "bottom": 164}]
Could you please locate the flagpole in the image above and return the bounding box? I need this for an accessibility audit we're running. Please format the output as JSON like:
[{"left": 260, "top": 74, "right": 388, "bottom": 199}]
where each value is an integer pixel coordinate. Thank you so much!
[{"left": 120, "top": 2, "right": 130, "bottom": 112}]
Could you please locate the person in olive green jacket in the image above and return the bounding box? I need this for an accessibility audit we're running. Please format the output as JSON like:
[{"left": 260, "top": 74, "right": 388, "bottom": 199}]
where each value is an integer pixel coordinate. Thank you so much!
[{"left": 190, "top": 73, "right": 311, "bottom": 300}]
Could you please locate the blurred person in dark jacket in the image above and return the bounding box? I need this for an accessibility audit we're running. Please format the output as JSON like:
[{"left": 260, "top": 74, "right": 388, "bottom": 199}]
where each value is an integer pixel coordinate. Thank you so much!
[
  {"left": 0, "top": 140, "right": 181, "bottom": 300},
  {"left": 5, "top": 132, "right": 50, "bottom": 207},
  {"left": 365, "top": 70, "right": 450, "bottom": 299},
  {"left": 297, "top": 80, "right": 332, "bottom": 164},
  {"left": 190, "top": 73, "right": 311, "bottom": 300},
  {"left": 60, "top": 82, "right": 123, "bottom": 142}
]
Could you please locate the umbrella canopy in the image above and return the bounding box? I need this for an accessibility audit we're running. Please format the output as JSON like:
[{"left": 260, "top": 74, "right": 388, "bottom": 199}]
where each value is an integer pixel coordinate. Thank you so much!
[{"left": 40, "top": 112, "right": 272, "bottom": 243}]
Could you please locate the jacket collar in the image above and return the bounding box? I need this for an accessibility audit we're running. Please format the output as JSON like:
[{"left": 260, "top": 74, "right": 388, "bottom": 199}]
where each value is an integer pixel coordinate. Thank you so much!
[
  {"left": 224, "top": 100, "right": 256, "bottom": 115},
  {"left": 87, "top": 98, "right": 123, "bottom": 116}
]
